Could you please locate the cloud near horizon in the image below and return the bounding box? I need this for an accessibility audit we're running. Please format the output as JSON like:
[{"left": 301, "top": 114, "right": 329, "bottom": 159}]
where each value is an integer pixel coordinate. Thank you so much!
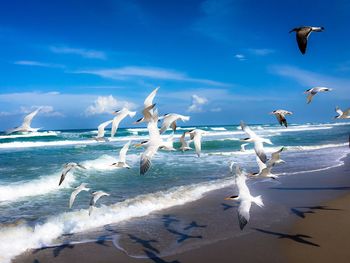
[
  {"left": 49, "top": 45, "right": 107, "bottom": 60},
  {"left": 85, "top": 95, "right": 136, "bottom": 116},
  {"left": 187, "top": 94, "right": 208, "bottom": 113}
]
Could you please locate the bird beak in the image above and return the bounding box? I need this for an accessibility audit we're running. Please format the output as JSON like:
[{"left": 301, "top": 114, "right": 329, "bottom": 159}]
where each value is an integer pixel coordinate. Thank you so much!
[{"left": 134, "top": 143, "right": 142, "bottom": 148}]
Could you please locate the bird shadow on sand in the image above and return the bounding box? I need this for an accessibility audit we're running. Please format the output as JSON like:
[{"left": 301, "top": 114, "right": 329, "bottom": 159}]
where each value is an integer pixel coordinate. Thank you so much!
[
  {"left": 143, "top": 250, "right": 180, "bottom": 263},
  {"left": 221, "top": 202, "right": 238, "bottom": 211},
  {"left": 128, "top": 234, "right": 160, "bottom": 254},
  {"left": 270, "top": 186, "right": 350, "bottom": 191},
  {"left": 32, "top": 243, "right": 75, "bottom": 258},
  {"left": 165, "top": 228, "right": 203, "bottom": 243},
  {"left": 162, "top": 214, "right": 180, "bottom": 228},
  {"left": 291, "top": 205, "right": 341, "bottom": 219},
  {"left": 253, "top": 228, "right": 320, "bottom": 247}
]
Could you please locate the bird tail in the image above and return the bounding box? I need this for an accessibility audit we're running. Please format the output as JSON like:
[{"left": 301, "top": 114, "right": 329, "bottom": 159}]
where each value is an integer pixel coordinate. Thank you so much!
[
  {"left": 129, "top": 111, "right": 137, "bottom": 118},
  {"left": 253, "top": 195, "right": 264, "bottom": 207},
  {"left": 89, "top": 206, "right": 94, "bottom": 216}
]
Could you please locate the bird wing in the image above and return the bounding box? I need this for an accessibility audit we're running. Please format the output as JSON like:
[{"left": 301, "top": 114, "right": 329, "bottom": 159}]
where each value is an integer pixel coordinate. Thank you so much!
[
  {"left": 147, "top": 119, "right": 160, "bottom": 141},
  {"left": 193, "top": 133, "right": 202, "bottom": 157},
  {"left": 343, "top": 108, "right": 350, "bottom": 116},
  {"left": 306, "top": 93, "right": 314, "bottom": 104},
  {"left": 240, "top": 121, "right": 256, "bottom": 139},
  {"left": 335, "top": 106, "right": 343, "bottom": 116},
  {"left": 256, "top": 156, "right": 267, "bottom": 174},
  {"left": 159, "top": 115, "right": 175, "bottom": 134},
  {"left": 144, "top": 87, "right": 159, "bottom": 108},
  {"left": 269, "top": 147, "right": 284, "bottom": 167},
  {"left": 111, "top": 114, "right": 124, "bottom": 137},
  {"left": 236, "top": 173, "right": 250, "bottom": 197},
  {"left": 21, "top": 108, "right": 41, "bottom": 129},
  {"left": 237, "top": 200, "right": 251, "bottom": 230},
  {"left": 254, "top": 141, "right": 267, "bottom": 163},
  {"left": 296, "top": 28, "right": 311, "bottom": 54},
  {"left": 276, "top": 113, "right": 287, "bottom": 127},
  {"left": 69, "top": 188, "right": 80, "bottom": 208},
  {"left": 119, "top": 141, "right": 131, "bottom": 163},
  {"left": 59, "top": 166, "right": 72, "bottom": 186},
  {"left": 97, "top": 120, "right": 113, "bottom": 138},
  {"left": 140, "top": 145, "right": 158, "bottom": 175}
]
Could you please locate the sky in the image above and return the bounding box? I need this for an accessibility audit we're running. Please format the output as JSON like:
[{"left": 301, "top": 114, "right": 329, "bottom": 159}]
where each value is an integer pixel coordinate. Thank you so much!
[{"left": 0, "top": 0, "right": 349, "bottom": 130}]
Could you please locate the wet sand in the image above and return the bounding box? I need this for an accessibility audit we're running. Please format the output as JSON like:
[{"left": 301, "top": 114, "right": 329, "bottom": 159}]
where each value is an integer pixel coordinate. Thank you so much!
[{"left": 14, "top": 153, "right": 350, "bottom": 263}]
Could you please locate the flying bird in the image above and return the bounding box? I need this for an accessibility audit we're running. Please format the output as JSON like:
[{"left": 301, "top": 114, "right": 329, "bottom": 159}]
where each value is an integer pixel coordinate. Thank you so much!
[
  {"left": 270, "top": 110, "right": 293, "bottom": 127},
  {"left": 6, "top": 107, "right": 42, "bottom": 134},
  {"left": 334, "top": 106, "right": 350, "bottom": 119},
  {"left": 59, "top": 162, "right": 86, "bottom": 186},
  {"left": 187, "top": 129, "right": 206, "bottom": 157},
  {"left": 240, "top": 143, "right": 249, "bottom": 152},
  {"left": 94, "top": 120, "right": 113, "bottom": 141},
  {"left": 111, "top": 108, "right": 136, "bottom": 137},
  {"left": 134, "top": 87, "right": 159, "bottom": 124},
  {"left": 240, "top": 121, "right": 273, "bottom": 163},
  {"left": 179, "top": 132, "right": 192, "bottom": 152},
  {"left": 89, "top": 191, "right": 109, "bottom": 216},
  {"left": 289, "top": 26, "right": 324, "bottom": 54},
  {"left": 111, "top": 141, "right": 131, "bottom": 169},
  {"left": 69, "top": 183, "right": 90, "bottom": 208},
  {"left": 225, "top": 165, "right": 264, "bottom": 230},
  {"left": 159, "top": 114, "right": 190, "bottom": 134},
  {"left": 250, "top": 147, "right": 285, "bottom": 179},
  {"left": 305, "top": 87, "right": 332, "bottom": 104}
]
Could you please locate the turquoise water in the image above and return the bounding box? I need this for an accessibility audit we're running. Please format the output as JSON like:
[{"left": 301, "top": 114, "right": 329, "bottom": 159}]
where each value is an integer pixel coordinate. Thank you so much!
[{"left": 0, "top": 122, "right": 349, "bottom": 262}]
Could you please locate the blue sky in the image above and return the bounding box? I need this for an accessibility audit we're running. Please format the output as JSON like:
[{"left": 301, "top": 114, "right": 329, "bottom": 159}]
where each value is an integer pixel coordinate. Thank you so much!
[{"left": 0, "top": 0, "right": 349, "bottom": 130}]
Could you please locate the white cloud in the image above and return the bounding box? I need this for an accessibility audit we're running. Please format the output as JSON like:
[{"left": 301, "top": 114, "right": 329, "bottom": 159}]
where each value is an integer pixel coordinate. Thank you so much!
[
  {"left": 0, "top": 105, "right": 64, "bottom": 117},
  {"left": 14, "top": 60, "right": 65, "bottom": 68},
  {"left": 50, "top": 46, "right": 106, "bottom": 60},
  {"left": 187, "top": 94, "right": 208, "bottom": 112},
  {"left": 247, "top": 48, "right": 275, "bottom": 56},
  {"left": 234, "top": 54, "right": 246, "bottom": 61},
  {"left": 75, "top": 66, "right": 230, "bottom": 87},
  {"left": 85, "top": 95, "right": 135, "bottom": 116}
]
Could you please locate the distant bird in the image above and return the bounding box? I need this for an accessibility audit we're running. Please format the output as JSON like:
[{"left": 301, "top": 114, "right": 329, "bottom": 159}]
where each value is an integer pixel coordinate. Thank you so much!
[
  {"left": 159, "top": 114, "right": 190, "bottom": 134},
  {"left": 187, "top": 129, "right": 206, "bottom": 157},
  {"left": 225, "top": 165, "right": 264, "bottom": 230},
  {"left": 240, "top": 121, "right": 273, "bottom": 163},
  {"left": 305, "top": 87, "right": 332, "bottom": 104},
  {"left": 270, "top": 110, "right": 293, "bottom": 127},
  {"left": 111, "top": 108, "right": 136, "bottom": 137},
  {"left": 137, "top": 111, "right": 171, "bottom": 175},
  {"left": 89, "top": 191, "right": 109, "bottom": 216},
  {"left": 134, "top": 87, "right": 159, "bottom": 124},
  {"left": 94, "top": 120, "right": 113, "bottom": 141},
  {"left": 289, "top": 26, "right": 324, "bottom": 54},
  {"left": 240, "top": 143, "right": 249, "bottom": 152},
  {"left": 69, "top": 183, "right": 90, "bottom": 208},
  {"left": 334, "top": 106, "right": 350, "bottom": 119},
  {"left": 179, "top": 132, "right": 192, "bottom": 152},
  {"left": 6, "top": 107, "right": 42, "bottom": 134},
  {"left": 111, "top": 141, "right": 131, "bottom": 169},
  {"left": 59, "top": 162, "right": 86, "bottom": 186}
]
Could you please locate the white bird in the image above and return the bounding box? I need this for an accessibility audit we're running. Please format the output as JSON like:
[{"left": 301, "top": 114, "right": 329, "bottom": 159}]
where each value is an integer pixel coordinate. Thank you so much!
[
  {"left": 69, "top": 183, "right": 90, "bottom": 208},
  {"left": 159, "top": 114, "right": 190, "bottom": 134},
  {"left": 138, "top": 111, "right": 169, "bottom": 175},
  {"left": 289, "top": 26, "right": 324, "bottom": 54},
  {"left": 111, "top": 108, "right": 136, "bottom": 137},
  {"left": 179, "top": 132, "right": 192, "bottom": 152},
  {"left": 250, "top": 147, "right": 285, "bottom": 179},
  {"left": 94, "top": 120, "right": 113, "bottom": 141},
  {"left": 134, "top": 87, "right": 159, "bottom": 124},
  {"left": 59, "top": 162, "right": 86, "bottom": 186},
  {"left": 187, "top": 129, "right": 206, "bottom": 157},
  {"left": 6, "top": 108, "right": 42, "bottom": 134},
  {"left": 89, "top": 191, "right": 109, "bottom": 216},
  {"left": 304, "top": 87, "right": 332, "bottom": 104},
  {"left": 240, "top": 143, "right": 249, "bottom": 152},
  {"left": 335, "top": 106, "right": 350, "bottom": 119},
  {"left": 270, "top": 110, "right": 293, "bottom": 127},
  {"left": 225, "top": 165, "right": 264, "bottom": 230},
  {"left": 240, "top": 121, "right": 273, "bottom": 163},
  {"left": 111, "top": 141, "right": 131, "bottom": 168}
]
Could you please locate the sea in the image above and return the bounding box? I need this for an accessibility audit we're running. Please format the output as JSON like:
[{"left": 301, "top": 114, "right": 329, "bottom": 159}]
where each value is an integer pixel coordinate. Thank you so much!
[{"left": 0, "top": 122, "right": 349, "bottom": 262}]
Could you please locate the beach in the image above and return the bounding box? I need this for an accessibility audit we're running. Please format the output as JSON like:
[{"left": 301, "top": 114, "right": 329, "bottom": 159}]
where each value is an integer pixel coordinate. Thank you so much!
[{"left": 14, "top": 152, "right": 350, "bottom": 263}]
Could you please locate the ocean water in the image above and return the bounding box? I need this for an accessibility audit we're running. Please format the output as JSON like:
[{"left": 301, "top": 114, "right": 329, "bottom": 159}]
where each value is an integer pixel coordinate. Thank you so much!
[{"left": 0, "top": 122, "right": 349, "bottom": 262}]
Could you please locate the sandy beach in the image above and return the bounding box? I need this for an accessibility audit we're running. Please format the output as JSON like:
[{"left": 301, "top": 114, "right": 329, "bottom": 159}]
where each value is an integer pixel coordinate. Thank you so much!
[{"left": 14, "top": 153, "right": 350, "bottom": 263}]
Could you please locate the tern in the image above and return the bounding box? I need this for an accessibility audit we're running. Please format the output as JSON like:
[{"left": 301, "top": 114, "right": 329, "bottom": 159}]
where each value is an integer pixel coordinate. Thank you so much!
[
  {"left": 94, "top": 120, "right": 113, "bottom": 141},
  {"left": 225, "top": 164, "right": 264, "bottom": 230},
  {"left": 270, "top": 110, "right": 293, "bottom": 127},
  {"left": 6, "top": 107, "right": 42, "bottom": 134},
  {"left": 159, "top": 114, "right": 190, "bottom": 134},
  {"left": 111, "top": 108, "right": 136, "bottom": 137},
  {"left": 334, "top": 106, "right": 350, "bottom": 119},
  {"left": 289, "top": 26, "right": 324, "bottom": 54},
  {"left": 240, "top": 121, "right": 272, "bottom": 163},
  {"left": 250, "top": 147, "right": 285, "bottom": 179},
  {"left": 305, "top": 87, "right": 332, "bottom": 104},
  {"left": 134, "top": 87, "right": 159, "bottom": 124},
  {"left": 69, "top": 183, "right": 90, "bottom": 208},
  {"left": 59, "top": 162, "right": 86, "bottom": 186},
  {"left": 111, "top": 141, "right": 131, "bottom": 169},
  {"left": 187, "top": 129, "right": 206, "bottom": 157},
  {"left": 89, "top": 191, "right": 109, "bottom": 216},
  {"left": 179, "top": 132, "right": 192, "bottom": 152}
]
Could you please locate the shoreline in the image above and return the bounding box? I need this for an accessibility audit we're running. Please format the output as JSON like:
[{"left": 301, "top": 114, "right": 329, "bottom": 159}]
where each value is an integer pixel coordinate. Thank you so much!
[{"left": 14, "top": 153, "right": 350, "bottom": 263}]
